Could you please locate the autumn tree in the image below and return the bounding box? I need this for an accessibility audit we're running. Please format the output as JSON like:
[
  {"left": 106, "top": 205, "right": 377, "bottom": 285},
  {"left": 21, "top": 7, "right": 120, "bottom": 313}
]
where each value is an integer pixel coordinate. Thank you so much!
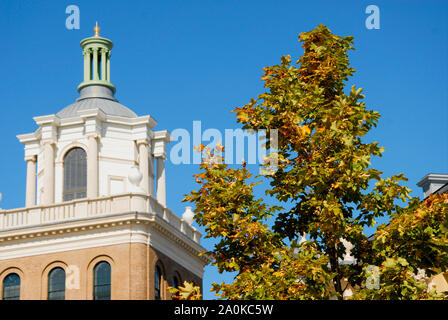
[{"left": 183, "top": 24, "right": 448, "bottom": 300}]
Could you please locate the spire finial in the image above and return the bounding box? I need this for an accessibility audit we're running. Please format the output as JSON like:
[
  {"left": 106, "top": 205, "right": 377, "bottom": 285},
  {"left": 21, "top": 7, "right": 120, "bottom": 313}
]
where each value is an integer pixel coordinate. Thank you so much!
[
  {"left": 94, "top": 21, "right": 100, "bottom": 37},
  {"left": 78, "top": 25, "right": 116, "bottom": 94}
]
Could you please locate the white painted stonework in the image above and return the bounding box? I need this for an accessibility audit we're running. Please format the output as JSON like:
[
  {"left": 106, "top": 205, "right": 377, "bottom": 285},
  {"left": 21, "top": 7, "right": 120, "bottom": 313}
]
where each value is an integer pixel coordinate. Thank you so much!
[
  {"left": 0, "top": 30, "right": 210, "bottom": 289},
  {"left": 17, "top": 110, "right": 166, "bottom": 206},
  {"left": 0, "top": 193, "right": 208, "bottom": 277},
  {"left": 7, "top": 108, "right": 209, "bottom": 277}
]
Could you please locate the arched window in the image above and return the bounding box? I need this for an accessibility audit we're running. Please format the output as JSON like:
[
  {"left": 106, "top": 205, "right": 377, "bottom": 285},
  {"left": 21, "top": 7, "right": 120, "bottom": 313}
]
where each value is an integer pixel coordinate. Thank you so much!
[
  {"left": 171, "top": 274, "right": 180, "bottom": 298},
  {"left": 93, "top": 261, "right": 111, "bottom": 300},
  {"left": 155, "top": 266, "right": 162, "bottom": 300},
  {"left": 2, "top": 273, "right": 20, "bottom": 300},
  {"left": 63, "top": 147, "right": 87, "bottom": 201},
  {"left": 48, "top": 267, "right": 65, "bottom": 300}
]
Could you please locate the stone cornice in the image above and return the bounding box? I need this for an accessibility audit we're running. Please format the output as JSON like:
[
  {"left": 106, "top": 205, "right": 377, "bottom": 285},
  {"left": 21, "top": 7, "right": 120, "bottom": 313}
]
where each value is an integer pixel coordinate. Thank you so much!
[
  {"left": 417, "top": 173, "right": 448, "bottom": 187},
  {"left": 59, "top": 118, "right": 85, "bottom": 126},
  {"left": 77, "top": 108, "right": 107, "bottom": 122},
  {"left": 80, "top": 36, "right": 114, "bottom": 50},
  {"left": 33, "top": 114, "right": 61, "bottom": 127},
  {"left": 32, "top": 112, "right": 157, "bottom": 130},
  {"left": 106, "top": 115, "right": 157, "bottom": 128},
  {"left": 0, "top": 211, "right": 211, "bottom": 266},
  {"left": 17, "top": 130, "right": 41, "bottom": 144},
  {"left": 153, "top": 130, "right": 171, "bottom": 142}
]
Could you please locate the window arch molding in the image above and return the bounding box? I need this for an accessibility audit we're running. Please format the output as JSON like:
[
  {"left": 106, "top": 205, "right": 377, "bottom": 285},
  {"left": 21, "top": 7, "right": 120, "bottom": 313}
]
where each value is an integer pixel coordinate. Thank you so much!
[
  {"left": 41, "top": 261, "right": 68, "bottom": 300},
  {"left": 93, "top": 261, "right": 111, "bottom": 300},
  {"left": 0, "top": 267, "right": 24, "bottom": 300},
  {"left": 62, "top": 146, "right": 88, "bottom": 201},
  {"left": 154, "top": 261, "right": 166, "bottom": 300},
  {"left": 56, "top": 142, "right": 88, "bottom": 163},
  {"left": 56, "top": 142, "right": 89, "bottom": 203},
  {"left": 47, "top": 267, "right": 66, "bottom": 300},
  {"left": 170, "top": 271, "right": 182, "bottom": 300},
  {"left": 86, "top": 255, "right": 114, "bottom": 300}
]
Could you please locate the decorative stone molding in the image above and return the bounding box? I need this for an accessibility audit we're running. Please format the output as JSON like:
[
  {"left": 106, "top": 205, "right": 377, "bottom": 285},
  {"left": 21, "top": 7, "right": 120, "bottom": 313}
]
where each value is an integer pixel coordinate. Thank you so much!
[
  {"left": 136, "top": 138, "right": 149, "bottom": 146},
  {"left": 33, "top": 114, "right": 61, "bottom": 127},
  {"left": 417, "top": 173, "right": 448, "bottom": 198},
  {"left": 0, "top": 193, "right": 204, "bottom": 248},
  {"left": 40, "top": 138, "right": 56, "bottom": 146},
  {"left": 5, "top": 29, "right": 209, "bottom": 291},
  {"left": 0, "top": 210, "right": 211, "bottom": 276},
  {"left": 41, "top": 260, "right": 69, "bottom": 299},
  {"left": 56, "top": 142, "right": 88, "bottom": 163},
  {"left": 86, "top": 254, "right": 115, "bottom": 299},
  {"left": 83, "top": 48, "right": 92, "bottom": 56},
  {"left": 24, "top": 155, "right": 37, "bottom": 162}
]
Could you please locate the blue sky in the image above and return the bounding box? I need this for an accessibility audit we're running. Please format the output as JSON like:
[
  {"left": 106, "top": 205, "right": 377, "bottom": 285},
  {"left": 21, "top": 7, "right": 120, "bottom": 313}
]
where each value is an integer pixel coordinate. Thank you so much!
[{"left": 0, "top": 0, "right": 447, "bottom": 299}]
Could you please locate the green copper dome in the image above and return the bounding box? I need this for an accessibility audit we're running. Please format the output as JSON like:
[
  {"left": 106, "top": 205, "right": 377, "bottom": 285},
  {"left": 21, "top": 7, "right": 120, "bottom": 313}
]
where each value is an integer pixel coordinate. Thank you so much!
[{"left": 57, "top": 25, "right": 137, "bottom": 119}]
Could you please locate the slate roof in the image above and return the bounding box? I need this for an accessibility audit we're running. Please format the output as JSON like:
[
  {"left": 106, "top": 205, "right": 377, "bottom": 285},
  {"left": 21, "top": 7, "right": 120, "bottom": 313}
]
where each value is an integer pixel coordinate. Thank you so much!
[{"left": 57, "top": 97, "right": 137, "bottom": 119}]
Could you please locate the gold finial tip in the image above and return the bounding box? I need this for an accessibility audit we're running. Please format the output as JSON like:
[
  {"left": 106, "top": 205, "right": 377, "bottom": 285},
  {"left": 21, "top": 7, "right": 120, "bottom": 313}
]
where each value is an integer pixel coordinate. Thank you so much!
[{"left": 94, "top": 22, "right": 100, "bottom": 37}]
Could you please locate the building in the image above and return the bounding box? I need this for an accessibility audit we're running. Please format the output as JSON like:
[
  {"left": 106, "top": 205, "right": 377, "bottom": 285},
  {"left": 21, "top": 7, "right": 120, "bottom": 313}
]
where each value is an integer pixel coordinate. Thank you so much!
[
  {"left": 0, "top": 25, "right": 209, "bottom": 300},
  {"left": 417, "top": 174, "right": 448, "bottom": 200},
  {"left": 417, "top": 173, "right": 448, "bottom": 293},
  {"left": 342, "top": 174, "right": 448, "bottom": 298}
]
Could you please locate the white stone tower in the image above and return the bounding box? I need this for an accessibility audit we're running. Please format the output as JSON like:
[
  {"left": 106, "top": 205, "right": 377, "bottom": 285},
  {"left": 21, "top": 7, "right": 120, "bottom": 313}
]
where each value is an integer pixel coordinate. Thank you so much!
[{"left": 0, "top": 25, "right": 208, "bottom": 300}]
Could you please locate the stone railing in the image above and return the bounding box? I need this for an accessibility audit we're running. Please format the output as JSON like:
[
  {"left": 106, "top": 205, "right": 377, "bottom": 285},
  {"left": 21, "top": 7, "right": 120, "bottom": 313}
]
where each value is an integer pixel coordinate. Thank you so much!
[{"left": 0, "top": 193, "right": 202, "bottom": 244}]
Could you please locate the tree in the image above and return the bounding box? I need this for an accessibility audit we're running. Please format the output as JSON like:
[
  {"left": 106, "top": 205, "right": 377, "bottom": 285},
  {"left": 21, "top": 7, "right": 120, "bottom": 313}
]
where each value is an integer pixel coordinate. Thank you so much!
[
  {"left": 169, "top": 281, "right": 203, "bottom": 300},
  {"left": 182, "top": 24, "right": 448, "bottom": 300}
]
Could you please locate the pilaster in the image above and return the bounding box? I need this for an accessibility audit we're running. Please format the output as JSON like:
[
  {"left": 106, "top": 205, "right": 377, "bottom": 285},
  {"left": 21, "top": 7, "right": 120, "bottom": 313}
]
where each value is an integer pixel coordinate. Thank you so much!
[
  {"left": 87, "top": 134, "right": 99, "bottom": 198},
  {"left": 25, "top": 155, "right": 37, "bottom": 207},
  {"left": 42, "top": 139, "right": 56, "bottom": 205},
  {"left": 136, "top": 139, "right": 150, "bottom": 195}
]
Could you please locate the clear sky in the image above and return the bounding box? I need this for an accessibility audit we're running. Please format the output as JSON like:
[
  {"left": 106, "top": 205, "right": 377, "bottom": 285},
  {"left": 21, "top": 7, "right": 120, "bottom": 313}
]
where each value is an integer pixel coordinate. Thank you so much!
[{"left": 0, "top": 0, "right": 447, "bottom": 300}]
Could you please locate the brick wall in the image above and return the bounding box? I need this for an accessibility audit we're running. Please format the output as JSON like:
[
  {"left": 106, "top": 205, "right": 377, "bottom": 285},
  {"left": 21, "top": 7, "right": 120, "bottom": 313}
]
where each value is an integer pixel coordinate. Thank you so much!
[{"left": 0, "top": 242, "right": 202, "bottom": 300}]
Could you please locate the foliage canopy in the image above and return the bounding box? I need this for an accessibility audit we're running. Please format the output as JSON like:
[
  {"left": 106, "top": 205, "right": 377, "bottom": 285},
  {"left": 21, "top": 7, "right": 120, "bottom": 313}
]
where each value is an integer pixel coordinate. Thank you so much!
[{"left": 180, "top": 24, "right": 448, "bottom": 300}]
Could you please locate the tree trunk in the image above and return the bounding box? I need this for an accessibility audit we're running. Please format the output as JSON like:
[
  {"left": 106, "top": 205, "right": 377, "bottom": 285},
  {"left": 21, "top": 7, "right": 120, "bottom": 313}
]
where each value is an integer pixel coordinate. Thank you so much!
[{"left": 328, "top": 244, "right": 343, "bottom": 299}]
